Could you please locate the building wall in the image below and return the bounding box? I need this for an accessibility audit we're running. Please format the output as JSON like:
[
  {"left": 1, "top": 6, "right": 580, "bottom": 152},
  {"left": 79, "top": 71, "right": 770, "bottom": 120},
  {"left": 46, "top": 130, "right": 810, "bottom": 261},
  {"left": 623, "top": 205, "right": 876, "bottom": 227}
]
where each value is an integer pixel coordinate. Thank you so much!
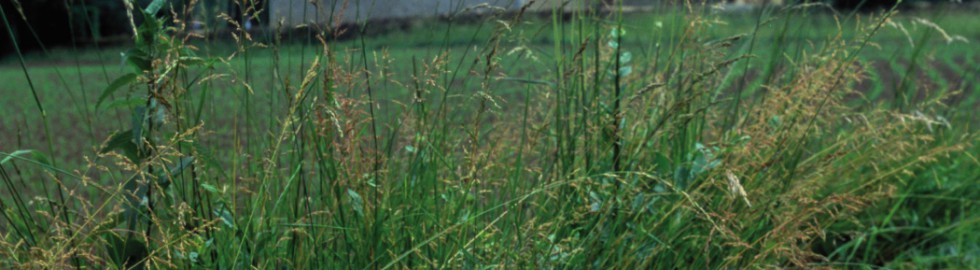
[
  {"left": 269, "top": 0, "right": 526, "bottom": 26},
  {"left": 732, "top": 0, "right": 784, "bottom": 5}
]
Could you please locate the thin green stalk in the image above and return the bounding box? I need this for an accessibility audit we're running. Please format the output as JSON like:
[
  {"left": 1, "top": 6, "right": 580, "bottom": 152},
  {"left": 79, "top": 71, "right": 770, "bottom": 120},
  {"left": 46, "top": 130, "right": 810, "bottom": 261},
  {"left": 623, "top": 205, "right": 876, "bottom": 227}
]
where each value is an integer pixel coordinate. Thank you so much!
[
  {"left": 0, "top": 3, "right": 79, "bottom": 268},
  {"left": 612, "top": 3, "right": 623, "bottom": 174}
]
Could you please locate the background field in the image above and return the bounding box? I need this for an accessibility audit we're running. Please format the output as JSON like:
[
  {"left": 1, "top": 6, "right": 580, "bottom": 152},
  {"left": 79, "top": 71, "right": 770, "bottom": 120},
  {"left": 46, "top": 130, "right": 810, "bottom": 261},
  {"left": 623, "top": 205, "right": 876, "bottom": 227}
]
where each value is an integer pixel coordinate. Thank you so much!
[
  {"left": 0, "top": 1, "right": 978, "bottom": 269},
  {"left": 3, "top": 8, "right": 978, "bottom": 168}
]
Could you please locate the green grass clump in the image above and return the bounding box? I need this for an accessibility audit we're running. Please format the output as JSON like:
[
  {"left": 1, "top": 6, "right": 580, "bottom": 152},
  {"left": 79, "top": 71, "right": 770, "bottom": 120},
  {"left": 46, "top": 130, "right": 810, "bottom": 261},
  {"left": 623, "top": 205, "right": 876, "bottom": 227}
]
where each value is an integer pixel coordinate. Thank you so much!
[{"left": 0, "top": 0, "right": 977, "bottom": 269}]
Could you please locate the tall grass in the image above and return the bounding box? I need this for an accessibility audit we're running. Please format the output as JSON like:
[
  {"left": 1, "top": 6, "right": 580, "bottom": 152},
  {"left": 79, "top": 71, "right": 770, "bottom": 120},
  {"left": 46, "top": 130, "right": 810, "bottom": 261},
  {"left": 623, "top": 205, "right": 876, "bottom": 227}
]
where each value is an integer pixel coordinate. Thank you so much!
[{"left": 0, "top": 0, "right": 977, "bottom": 269}]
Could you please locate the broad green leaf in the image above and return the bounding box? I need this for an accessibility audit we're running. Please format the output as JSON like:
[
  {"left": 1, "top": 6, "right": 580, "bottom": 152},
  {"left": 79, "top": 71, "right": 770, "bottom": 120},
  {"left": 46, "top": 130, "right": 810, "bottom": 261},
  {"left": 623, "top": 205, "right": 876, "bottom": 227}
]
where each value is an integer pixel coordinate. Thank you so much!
[
  {"left": 96, "top": 73, "right": 138, "bottom": 111},
  {"left": 347, "top": 189, "right": 365, "bottom": 218},
  {"left": 620, "top": 52, "right": 633, "bottom": 64},
  {"left": 132, "top": 107, "right": 146, "bottom": 155},
  {"left": 608, "top": 40, "right": 619, "bottom": 48},
  {"left": 610, "top": 27, "right": 627, "bottom": 38},
  {"left": 214, "top": 206, "right": 235, "bottom": 228},
  {"left": 100, "top": 129, "right": 142, "bottom": 163},
  {"left": 201, "top": 183, "right": 218, "bottom": 193},
  {"left": 144, "top": 0, "right": 167, "bottom": 16},
  {"left": 619, "top": 66, "right": 633, "bottom": 77},
  {"left": 124, "top": 48, "right": 152, "bottom": 72},
  {"left": 104, "top": 97, "right": 146, "bottom": 111},
  {"left": 136, "top": 11, "right": 162, "bottom": 47}
]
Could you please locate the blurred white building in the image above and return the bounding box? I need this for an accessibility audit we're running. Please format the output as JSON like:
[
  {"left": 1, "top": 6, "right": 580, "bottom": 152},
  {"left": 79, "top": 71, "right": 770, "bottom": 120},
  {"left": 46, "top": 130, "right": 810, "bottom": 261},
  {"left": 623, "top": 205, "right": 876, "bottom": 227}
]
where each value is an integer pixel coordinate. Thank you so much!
[
  {"left": 268, "top": 0, "right": 527, "bottom": 26},
  {"left": 265, "top": 0, "right": 777, "bottom": 26}
]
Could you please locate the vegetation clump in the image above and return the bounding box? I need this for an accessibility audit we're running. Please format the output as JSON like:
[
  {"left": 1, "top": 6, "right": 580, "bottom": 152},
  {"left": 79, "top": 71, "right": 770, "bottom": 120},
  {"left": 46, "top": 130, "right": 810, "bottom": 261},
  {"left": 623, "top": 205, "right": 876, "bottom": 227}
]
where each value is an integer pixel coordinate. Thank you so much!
[{"left": 0, "top": 0, "right": 976, "bottom": 269}]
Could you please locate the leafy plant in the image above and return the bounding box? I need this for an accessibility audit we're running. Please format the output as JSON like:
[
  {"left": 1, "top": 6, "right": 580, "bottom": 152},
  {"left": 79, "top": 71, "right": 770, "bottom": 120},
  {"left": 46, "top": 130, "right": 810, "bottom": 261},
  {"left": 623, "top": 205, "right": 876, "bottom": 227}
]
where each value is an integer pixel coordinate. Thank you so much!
[{"left": 0, "top": 0, "right": 976, "bottom": 269}]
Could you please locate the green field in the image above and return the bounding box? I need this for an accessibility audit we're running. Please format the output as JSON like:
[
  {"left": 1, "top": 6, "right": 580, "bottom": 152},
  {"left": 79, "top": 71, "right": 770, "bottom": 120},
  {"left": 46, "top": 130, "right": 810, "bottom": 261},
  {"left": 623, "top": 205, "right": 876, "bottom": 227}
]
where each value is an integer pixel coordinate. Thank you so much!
[{"left": 0, "top": 2, "right": 978, "bottom": 269}]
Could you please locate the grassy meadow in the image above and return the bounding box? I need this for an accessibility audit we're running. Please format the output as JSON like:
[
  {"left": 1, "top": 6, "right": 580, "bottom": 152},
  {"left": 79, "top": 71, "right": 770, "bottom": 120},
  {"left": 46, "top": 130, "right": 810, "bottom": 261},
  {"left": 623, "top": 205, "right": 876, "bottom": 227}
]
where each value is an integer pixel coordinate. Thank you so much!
[{"left": 0, "top": 1, "right": 978, "bottom": 269}]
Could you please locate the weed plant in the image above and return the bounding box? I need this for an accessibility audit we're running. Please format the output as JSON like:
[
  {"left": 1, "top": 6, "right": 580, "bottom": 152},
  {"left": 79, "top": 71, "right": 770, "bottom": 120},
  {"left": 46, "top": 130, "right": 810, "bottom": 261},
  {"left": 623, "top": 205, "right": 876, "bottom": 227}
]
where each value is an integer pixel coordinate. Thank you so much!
[{"left": 0, "top": 0, "right": 977, "bottom": 269}]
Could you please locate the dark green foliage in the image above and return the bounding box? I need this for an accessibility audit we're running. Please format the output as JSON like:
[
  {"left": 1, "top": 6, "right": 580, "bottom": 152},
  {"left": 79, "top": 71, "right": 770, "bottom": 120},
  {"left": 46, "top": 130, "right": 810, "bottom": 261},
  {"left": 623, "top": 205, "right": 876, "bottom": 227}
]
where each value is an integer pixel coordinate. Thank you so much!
[
  {"left": 103, "top": 233, "right": 148, "bottom": 270},
  {"left": 0, "top": 1, "right": 977, "bottom": 269}
]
